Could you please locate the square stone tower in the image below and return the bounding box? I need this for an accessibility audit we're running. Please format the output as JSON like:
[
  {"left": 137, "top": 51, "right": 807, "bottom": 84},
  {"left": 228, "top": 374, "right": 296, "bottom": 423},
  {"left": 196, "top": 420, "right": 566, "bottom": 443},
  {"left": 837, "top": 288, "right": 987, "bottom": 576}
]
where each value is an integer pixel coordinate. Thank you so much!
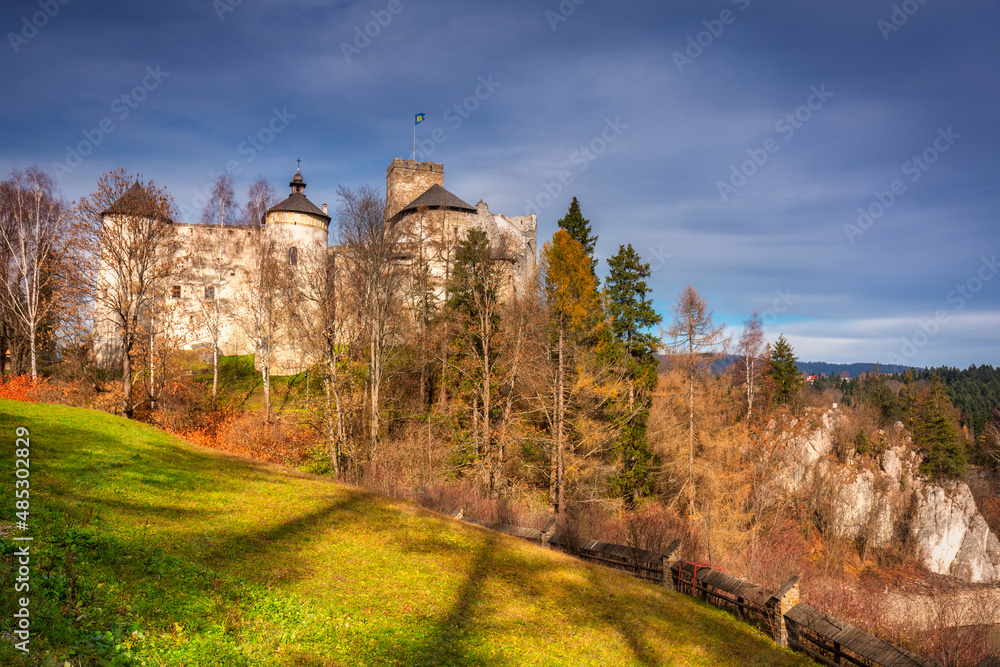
[{"left": 385, "top": 159, "right": 444, "bottom": 218}]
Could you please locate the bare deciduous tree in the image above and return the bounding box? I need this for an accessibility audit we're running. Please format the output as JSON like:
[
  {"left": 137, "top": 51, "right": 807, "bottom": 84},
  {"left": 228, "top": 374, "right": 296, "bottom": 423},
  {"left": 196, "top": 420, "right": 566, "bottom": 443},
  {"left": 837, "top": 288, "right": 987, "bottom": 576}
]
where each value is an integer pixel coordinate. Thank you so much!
[
  {"left": 195, "top": 173, "right": 239, "bottom": 409},
  {"left": 77, "top": 169, "right": 178, "bottom": 417},
  {"left": 335, "top": 184, "right": 405, "bottom": 459},
  {"left": 233, "top": 177, "right": 286, "bottom": 420},
  {"left": 0, "top": 167, "right": 71, "bottom": 380},
  {"left": 737, "top": 311, "right": 765, "bottom": 420}
]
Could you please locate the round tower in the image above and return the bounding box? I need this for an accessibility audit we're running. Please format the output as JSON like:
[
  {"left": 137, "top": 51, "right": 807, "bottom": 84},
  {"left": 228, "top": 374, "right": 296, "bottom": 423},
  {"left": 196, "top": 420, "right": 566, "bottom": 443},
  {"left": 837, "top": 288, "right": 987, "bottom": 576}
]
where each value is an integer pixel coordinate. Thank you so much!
[{"left": 264, "top": 167, "right": 330, "bottom": 271}]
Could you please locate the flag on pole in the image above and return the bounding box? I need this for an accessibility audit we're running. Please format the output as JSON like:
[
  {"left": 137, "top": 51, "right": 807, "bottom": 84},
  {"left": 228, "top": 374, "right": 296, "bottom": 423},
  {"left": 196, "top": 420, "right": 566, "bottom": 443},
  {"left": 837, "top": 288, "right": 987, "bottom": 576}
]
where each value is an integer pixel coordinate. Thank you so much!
[{"left": 415, "top": 113, "right": 425, "bottom": 125}]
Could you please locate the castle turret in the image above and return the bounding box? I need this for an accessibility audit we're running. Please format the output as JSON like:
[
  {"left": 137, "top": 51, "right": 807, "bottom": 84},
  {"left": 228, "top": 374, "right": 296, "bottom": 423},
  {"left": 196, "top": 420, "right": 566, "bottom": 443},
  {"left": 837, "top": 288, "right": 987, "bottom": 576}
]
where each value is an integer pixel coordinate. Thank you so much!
[{"left": 386, "top": 158, "right": 444, "bottom": 219}]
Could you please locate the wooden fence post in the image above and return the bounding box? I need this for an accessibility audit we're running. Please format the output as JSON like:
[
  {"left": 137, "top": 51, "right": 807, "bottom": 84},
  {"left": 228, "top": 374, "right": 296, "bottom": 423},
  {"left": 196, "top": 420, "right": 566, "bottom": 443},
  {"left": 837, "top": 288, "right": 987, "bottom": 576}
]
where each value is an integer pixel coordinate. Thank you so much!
[{"left": 769, "top": 575, "right": 801, "bottom": 648}]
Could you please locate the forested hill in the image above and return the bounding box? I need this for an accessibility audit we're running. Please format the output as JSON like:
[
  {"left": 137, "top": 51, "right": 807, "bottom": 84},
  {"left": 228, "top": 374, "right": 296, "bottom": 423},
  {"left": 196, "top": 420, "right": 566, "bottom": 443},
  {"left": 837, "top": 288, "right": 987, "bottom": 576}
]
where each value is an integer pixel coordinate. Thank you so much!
[
  {"left": 796, "top": 361, "right": 915, "bottom": 377},
  {"left": 918, "top": 365, "right": 1000, "bottom": 437}
]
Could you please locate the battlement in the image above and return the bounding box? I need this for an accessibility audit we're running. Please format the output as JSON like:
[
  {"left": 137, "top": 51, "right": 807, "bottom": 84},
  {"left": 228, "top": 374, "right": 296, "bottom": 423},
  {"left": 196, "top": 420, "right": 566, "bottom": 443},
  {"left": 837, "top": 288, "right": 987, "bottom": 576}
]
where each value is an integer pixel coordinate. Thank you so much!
[{"left": 386, "top": 158, "right": 443, "bottom": 175}]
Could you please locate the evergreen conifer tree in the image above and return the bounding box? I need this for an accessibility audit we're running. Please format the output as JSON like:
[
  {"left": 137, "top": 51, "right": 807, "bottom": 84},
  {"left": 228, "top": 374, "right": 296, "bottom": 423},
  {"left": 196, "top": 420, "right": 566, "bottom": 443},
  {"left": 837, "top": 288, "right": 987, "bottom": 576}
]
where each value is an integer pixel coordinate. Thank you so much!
[
  {"left": 912, "top": 380, "right": 967, "bottom": 479},
  {"left": 557, "top": 197, "right": 598, "bottom": 275},
  {"left": 769, "top": 334, "right": 801, "bottom": 405},
  {"left": 605, "top": 244, "right": 662, "bottom": 507}
]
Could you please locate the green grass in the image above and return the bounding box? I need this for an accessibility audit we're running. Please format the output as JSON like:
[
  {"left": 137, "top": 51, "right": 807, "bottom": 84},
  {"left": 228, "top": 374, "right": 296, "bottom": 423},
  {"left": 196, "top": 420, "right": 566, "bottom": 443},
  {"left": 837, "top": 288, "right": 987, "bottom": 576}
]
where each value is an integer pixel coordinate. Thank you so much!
[
  {"left": 190, "top": 354, "right": 316, "bottom": 412},
  {"left": 0, "top": 399, "right": 816, "bottom": 666}
]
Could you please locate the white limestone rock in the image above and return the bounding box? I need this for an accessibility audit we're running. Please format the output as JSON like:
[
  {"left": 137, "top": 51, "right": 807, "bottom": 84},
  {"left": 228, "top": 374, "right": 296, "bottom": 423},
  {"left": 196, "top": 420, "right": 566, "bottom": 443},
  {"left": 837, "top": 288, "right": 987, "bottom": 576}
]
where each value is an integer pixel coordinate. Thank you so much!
[
  {"left": 911, "top": 482, "right": 978, "bottom": 576},
  {"left": 881, "top": 449, "right": 902, "bottom": 483},
  {"left": 950, "top": 514, "right": 1000, "bottom": 583}
]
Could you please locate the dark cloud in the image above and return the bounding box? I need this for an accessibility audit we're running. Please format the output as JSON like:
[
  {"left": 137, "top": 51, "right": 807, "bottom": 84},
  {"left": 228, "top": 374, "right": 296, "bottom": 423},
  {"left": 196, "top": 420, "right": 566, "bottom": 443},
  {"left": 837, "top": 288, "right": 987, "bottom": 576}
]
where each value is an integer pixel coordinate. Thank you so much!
[{"left": 1, "top": 0, "right": 996, "bottom": 366}]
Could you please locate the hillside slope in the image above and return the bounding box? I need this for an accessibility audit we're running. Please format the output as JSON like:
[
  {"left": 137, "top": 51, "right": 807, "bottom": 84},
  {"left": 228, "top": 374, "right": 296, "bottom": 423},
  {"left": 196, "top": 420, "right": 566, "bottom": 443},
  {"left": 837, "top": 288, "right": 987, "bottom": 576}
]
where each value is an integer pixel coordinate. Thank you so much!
[{"left": 0, "top": 400, "right": 814, "bottom": 666}]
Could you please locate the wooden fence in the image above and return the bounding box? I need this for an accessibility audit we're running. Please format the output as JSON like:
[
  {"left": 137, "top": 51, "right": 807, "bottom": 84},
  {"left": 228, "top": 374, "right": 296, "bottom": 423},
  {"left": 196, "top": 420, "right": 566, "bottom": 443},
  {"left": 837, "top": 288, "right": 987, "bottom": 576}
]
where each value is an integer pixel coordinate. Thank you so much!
[{"left": 459, "top": 514, "right": 1000, "bottom": 667}]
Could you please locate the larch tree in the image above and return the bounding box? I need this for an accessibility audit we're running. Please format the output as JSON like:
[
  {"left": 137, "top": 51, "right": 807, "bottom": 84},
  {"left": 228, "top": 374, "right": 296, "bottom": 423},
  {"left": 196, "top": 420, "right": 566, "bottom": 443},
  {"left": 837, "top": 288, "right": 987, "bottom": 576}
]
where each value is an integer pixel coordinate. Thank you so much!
[
  {"left": 604, "top": 243, "right": 662, "bottom": 507},
  {"left": 77, "top": 169, "right": 178, "bottom": 418},
  {"left": 666, "top": 285, "right": 728, "bottom": 518},
  {"left": 0, "top": 167, "right": 70, "bottom": 380},
  {"left": 556, "top": 197, "right": 598, "bottom": 276},
  {"left": 542, "top": 229, "right": 601, "bottom": 514}
]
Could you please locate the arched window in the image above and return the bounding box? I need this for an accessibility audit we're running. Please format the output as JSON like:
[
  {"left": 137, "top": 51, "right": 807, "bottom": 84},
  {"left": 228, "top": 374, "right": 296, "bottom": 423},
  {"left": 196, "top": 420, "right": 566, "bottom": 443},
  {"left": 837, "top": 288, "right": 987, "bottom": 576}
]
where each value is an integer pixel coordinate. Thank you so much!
[{"left": 289, "top": 246, "right": 298, "bottom": 266}]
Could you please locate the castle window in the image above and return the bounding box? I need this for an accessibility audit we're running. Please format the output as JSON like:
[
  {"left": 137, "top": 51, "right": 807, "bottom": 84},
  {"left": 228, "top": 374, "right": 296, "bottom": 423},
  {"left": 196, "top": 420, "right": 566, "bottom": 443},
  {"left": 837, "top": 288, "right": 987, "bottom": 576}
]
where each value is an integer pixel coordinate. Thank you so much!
[
  {"left": 171, "top": 285, "right": 181, "bottom": 299},
  {"left": 204, "top": 286, "right": 215, "bottom": 301},
  {"left": 289, "top": 247, "right": 298, "bottom": 266}
]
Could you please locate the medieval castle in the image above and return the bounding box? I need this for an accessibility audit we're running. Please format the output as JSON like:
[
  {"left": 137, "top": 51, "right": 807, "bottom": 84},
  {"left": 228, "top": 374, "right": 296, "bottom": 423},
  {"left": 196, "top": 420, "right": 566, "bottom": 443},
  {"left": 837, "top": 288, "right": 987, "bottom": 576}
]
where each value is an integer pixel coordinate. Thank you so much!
[{"left": 95, "top": 159, "right": 537, "bottom": 375}]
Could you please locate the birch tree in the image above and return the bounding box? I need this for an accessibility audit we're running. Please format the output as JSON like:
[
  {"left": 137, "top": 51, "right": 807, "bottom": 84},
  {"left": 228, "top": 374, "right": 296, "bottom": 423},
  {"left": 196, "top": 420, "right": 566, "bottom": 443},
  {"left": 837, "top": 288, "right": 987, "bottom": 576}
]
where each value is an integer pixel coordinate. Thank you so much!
[
  {"left": 233, "top": 177, "right": 284, "bottom": 420},
  {"left": 335, "top": 185, "right": 405, "bottom": 460},
  {"left": 196, "top": 174, "right": 239, "bottom": 409},
  {"left": 737, "top": 311, "right": 765, "bottom": 420},
  {"left": 0, "top": 167, "right": 70, "bottom": 380}
]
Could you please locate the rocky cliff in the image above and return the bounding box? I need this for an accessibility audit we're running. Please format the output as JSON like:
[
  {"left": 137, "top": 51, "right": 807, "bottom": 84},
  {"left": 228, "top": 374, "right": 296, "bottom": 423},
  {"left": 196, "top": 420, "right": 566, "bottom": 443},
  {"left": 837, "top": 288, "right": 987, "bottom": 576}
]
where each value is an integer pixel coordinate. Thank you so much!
[{"left": 773, "top": 408, "right": 1000, "bottom": 583}]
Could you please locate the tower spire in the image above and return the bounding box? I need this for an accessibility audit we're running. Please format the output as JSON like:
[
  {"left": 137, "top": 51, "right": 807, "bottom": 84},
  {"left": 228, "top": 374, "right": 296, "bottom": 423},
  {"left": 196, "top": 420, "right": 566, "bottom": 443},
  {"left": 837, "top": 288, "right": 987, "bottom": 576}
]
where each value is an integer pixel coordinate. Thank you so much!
[{"left": 290, "top": 164, "right": 305, "bottom": 194}]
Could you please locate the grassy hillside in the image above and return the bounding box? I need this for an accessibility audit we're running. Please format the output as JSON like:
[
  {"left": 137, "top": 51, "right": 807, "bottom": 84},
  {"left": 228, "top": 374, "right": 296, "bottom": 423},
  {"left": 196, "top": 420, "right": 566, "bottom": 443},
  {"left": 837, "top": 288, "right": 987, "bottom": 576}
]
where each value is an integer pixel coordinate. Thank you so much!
[{"left": 0, "top": 399, "right": 815, "bottom": 666}]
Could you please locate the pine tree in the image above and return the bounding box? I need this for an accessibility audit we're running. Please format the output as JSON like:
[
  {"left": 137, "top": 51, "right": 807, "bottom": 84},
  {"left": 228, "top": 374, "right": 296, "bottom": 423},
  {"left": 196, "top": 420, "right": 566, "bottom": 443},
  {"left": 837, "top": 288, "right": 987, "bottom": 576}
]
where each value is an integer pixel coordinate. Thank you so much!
[
  {"left": 912, "top": 380, "right": 967, "bottom": 479},
  {"left": 447, "top": 228, "right": 504, "bottom": 490},
  {"left": 769, "top": 334, "right": 801, "bottom": 405},
  {"left": 605, "top": 244, "right": 662, "bottom": 507},
  {"left": 557, "top": 197, "right": 597, "bottom": 275}
]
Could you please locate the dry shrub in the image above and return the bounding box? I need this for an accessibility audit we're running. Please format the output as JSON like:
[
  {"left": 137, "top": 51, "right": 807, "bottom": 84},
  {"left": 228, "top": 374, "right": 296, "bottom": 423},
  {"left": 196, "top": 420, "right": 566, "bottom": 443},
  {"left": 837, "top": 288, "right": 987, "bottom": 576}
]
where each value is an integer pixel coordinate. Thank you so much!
[
  {"left": 148, "top": 377, "right": 209, "bottom": 433},
  {"left": 0, "top": 374, "right": 48, "bottom": 402},
  {"left": 182, "top": 410, "right": 316, "bottom": 465},
  {"left": 741, "top": 516, "right": 811, "bottom": 590},
  {"left": 832, "top": 403, "right": 884, "bottom": 459},
  {"left": 414, "top": 480, "right": 548, "bottom": 528},
  {"left": 620, "top": 501, "right": 689, "bottom": 555},
  {"left": 557, "top": 500, "right": 620, "bottom": 548}
]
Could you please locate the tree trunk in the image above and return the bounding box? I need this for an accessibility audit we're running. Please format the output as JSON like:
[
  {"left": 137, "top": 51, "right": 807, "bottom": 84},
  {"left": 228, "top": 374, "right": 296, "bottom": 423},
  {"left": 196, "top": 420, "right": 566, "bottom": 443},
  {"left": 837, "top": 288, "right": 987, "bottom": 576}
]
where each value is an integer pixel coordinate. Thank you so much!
[
  {"left": 261, "top": 345, "right": 271, "bottom": 421},
  {"left": 123, "top": 340, "right": 133, "bottom": 418},
  {"left": 688, "top": 371, "right": 695, "bottom": 519},
  {"left": 28, "top": 325, "right": 37, "bottom": 381},
  {"left": 212, "top": 343, "right": 219, "bottom": 410},
  {"left": 557, "top": 323, "right": 565, "bottom": 516},
  {"left": 369, "top": 337, "right": 380, "bottom": 459}
]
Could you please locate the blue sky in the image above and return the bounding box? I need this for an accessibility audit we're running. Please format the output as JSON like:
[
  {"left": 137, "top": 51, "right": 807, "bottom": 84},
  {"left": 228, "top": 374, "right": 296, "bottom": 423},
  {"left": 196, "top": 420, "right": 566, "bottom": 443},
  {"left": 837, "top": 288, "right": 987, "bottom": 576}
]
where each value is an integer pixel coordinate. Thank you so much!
[{"left": 2, "top": 0, "right": 997, "bottom": 367}]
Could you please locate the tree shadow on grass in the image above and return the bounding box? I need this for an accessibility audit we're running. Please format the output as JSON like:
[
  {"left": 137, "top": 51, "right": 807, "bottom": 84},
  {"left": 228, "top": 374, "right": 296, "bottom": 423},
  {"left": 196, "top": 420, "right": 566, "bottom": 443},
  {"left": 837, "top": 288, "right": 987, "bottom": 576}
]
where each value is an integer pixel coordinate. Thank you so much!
[{"left": 387, "top": 532, "right": 510, "bottom": 667}]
